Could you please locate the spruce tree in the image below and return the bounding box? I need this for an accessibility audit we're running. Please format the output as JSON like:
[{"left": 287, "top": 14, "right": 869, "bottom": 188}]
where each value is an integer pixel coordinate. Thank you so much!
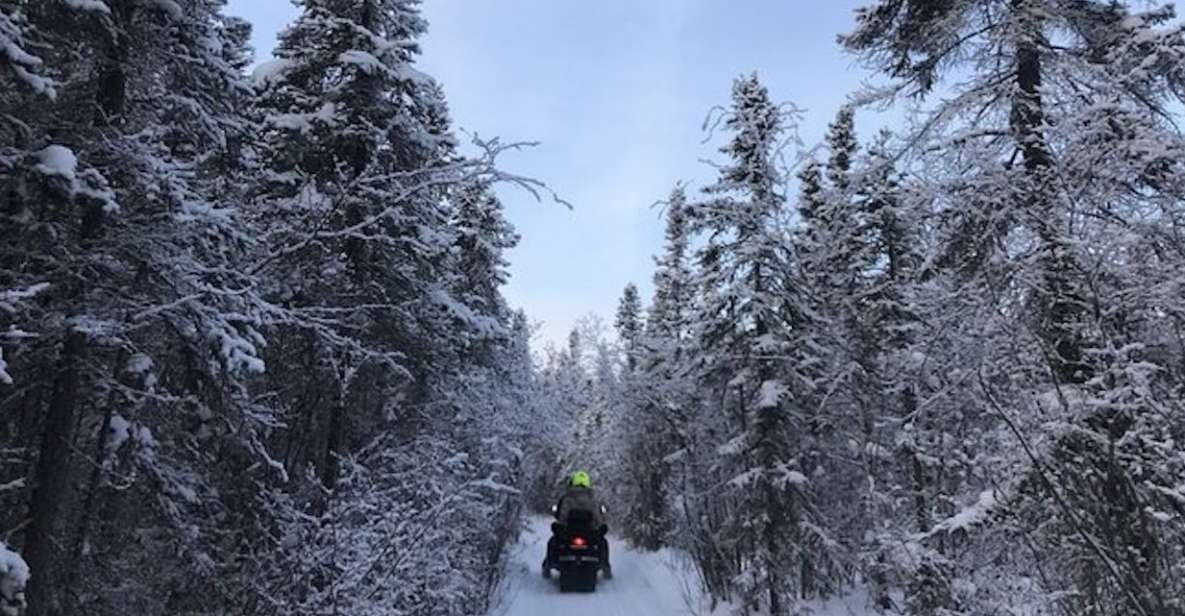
[
  {"left": 0, "top": 2, "right": 563, "bottom": 614},
  {"left": 616, "top": 186, "right": 697, "bottom": 551},
  {"left": 253, "top": 0, "right": 467, "bottom": 490},
  {"left": 452, "top": 180, "right": 520, "bottom": 358},
  {"left": 825, "top": 105, "right": 858, "bottom": 193},
  {"left": 0, "top": 1, "right": 278, "bottom": 612},
  {"left": 648, "top": 186, "right": 694, "bottom": 340},
  {"left": 685, "top": 74, "right": 842, "bottom": 613},
  {"left": 614, "top": 283, "right": 643, "bottom": 371},
  {"left": 844, "top": 2, "right": 1185, "bottom": 613},
  {"left": 792, "top": 159, "right": 825, "bottom": 268}
]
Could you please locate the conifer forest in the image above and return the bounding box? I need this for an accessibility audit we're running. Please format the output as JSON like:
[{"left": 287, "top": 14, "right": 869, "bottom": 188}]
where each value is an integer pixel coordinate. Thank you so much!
[{"left": 2, "top": 1, "right": 1185, "bottom": 615}]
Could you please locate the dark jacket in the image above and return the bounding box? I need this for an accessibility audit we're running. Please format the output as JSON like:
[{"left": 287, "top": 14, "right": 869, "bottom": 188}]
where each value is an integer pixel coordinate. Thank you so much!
[{"left": 555, "top": 486, "right": 605, "bottom": 527}]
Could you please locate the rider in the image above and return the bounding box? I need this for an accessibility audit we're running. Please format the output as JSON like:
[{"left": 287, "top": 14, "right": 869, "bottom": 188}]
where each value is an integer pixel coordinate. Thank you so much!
[{"left": 544, "top": 470, "right": 612, "bottom": 578}]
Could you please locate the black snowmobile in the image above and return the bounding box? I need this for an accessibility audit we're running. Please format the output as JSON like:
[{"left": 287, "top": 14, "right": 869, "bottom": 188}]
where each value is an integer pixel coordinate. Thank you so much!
[{"left": 542, "top": 508, "right": 610, "bottom": 592}]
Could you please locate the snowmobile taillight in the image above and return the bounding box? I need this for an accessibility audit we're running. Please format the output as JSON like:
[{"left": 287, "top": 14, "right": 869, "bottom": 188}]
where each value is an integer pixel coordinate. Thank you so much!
[{"left": 571, "top": 536, "right": 587, "bottom": 548}]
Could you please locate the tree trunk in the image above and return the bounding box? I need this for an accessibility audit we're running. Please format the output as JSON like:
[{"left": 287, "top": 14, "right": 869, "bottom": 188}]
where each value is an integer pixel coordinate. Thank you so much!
[
  {"left": 1011, "top": 0, "right": 1086, "bottom": 384},
  {"left": 321, "top": 393, "right": 345, "bottom": 491},
  {"left": 23, "top": 330, "right": 86, "bottom": 616}
]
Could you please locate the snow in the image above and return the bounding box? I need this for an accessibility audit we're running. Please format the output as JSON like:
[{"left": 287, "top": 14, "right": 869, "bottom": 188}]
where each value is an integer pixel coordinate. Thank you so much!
[
  {"left": 0, "top": 348, "right": 11, "bottom": 386},
  {"left": 175, "top": 199, "right": 234, "bottom": 225},
  {"left": 30, "top": 148, "right": 119, "bottom": 212},
  {"left": 757, "top": 379, "right": 787, "bottom": 409},
  {"left": 208, "top": 322, "right": 265, "bottom": 374},
  {"left": 173, "top": 484, "right": 198, "bottom": 504},
  {"left": 62, "top": 0, "right": 110, "bottom": 13},
  {"left": 125, "top": 352, "right": 157, "bottom": 389},
  {"left": 726, "top": 369, "right": 749, "bottom": 388},
  {"left": 491, "top": 516, "right": 699, "bottom": 616},
  {"left": 268, "top": 102, "right": 338, "bottom": 134},
  {"left": 135, "top": 425, "right": 155, "bottom": 448},
  {"left": 392, "top": 63, "right": 434, "bottom": 86},
  {"left": 776, "top": 467, "right": 808, "bottom": 487},
  {"left": 75, "top": 169, "right": 119, "bottom": 213},
  {"left": 696, "top": 588, "right": 881, "bottom": 616},
  {"left": 106, "top": 414, "right": 131, "bottom": 451},
  {"left": 0, "top": 542, "right": 28, "bottom": 616},
  {"left": 0, "top": 13, "right": 57, "bottom": 97},
  {"left": 493, "top": 517, "right": 880, "bottom": 616},
  {"left": 1148, "top": 509, "right": 1175, "bottom": 523},
  {"left": 0, "top": 283, "right": 50, "bottom": 309},
  {"left": 929, "top": 488, "right": 998, "bottom": 536},
  {"left": 10, "top": 65, "right": 56, "bottom": 98},
  {"left": 470, "top": 476, "right": 522, "bottom": 495},
  {"left": 339, "top": 50, "right": 386, "bottom": 75},
  {"left": 34, "top": 145, "right": 78, "bottom": 182},
  {"left": 1119, "top": 16, "right": 1146, "bottom": 31},
  {"left": 252, "top": 58, "right": 295, "bottom": 87},
  {"left": 146, "top": 0, "right": 182, "bottom": 20},
  {"left": 125, "top": 353, "right": 153, "bottom": 375},
  {"left": 0, "top": 34, "right": 40, "bottom": 68},
  {"left": 69, "top": 315, "right": 120, "bottom": 337}
]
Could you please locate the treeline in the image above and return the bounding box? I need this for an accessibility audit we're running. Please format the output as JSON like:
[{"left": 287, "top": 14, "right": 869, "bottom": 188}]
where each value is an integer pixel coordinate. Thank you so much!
[
  {"left": 583, "top": 2, "right": 1185, "bottom": 615},
  {"left": 0, "top": 1, "right": 566, "bottom": 615}
]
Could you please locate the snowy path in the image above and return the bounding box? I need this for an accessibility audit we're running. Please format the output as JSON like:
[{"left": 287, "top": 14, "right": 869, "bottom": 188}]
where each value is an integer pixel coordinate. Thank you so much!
[
  {"left": 490, "top": 517, "right": 701, "bottom": 616},
  {"left": 490, "top": 518, "right": 881, "bottom": 616}
]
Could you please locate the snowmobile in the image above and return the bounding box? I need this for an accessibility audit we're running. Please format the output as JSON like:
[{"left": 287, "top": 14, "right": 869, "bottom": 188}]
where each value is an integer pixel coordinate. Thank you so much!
[{"left": 543, "top": 507, "right": 610, "bottom": 592}]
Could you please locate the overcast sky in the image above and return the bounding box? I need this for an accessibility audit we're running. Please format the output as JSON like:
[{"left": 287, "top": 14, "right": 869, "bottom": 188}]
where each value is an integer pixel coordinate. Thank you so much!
[{"left": 224, "top": 0, "right": 884, "bottom": 349}]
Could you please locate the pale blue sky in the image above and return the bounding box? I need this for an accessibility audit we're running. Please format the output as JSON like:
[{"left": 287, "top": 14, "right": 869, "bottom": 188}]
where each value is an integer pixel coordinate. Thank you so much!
[{"left": 225, "top": 0, "right": 884, "bottom": 348}]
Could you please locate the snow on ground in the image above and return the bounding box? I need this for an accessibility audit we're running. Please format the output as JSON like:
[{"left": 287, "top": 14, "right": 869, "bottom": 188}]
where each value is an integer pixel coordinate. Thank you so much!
[
  {"left": 491, "top": 516, "right": 701, "bottom": 616},
  {"left": 491, "top": 517, "right": 879, "bottom": 616}
]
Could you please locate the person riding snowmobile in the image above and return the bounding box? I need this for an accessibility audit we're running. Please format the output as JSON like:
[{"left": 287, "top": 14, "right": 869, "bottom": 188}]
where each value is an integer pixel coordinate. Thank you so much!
[{"left": 544, "top": 470, "right": 611, "bottom": 578}]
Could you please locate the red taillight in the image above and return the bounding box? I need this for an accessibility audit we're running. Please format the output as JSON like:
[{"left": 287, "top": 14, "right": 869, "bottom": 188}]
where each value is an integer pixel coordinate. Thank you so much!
[{"left": 571, "top": 536, "right": 587, "bottom": 547}]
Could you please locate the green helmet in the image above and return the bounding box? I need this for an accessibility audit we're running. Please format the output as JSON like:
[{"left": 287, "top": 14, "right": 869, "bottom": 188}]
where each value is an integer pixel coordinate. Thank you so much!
[{"left": 569, "top": 470, "right": 591, "bottom": 489}]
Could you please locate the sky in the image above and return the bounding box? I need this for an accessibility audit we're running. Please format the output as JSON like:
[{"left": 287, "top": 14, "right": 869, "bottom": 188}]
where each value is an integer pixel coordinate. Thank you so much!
[{"left": 224, "top": 0, "right": 887, "bottom": 349}]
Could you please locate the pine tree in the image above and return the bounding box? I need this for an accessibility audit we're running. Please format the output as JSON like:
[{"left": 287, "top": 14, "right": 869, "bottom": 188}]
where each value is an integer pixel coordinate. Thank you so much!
[
  {"left": 614, "top": 283, "right": 643, "bottom": 371},
  {"left": 844, "top": 2, "right": 1185, "bottom": 613},
  {"left": 615, "top": 186, "right": 697, "bottom": 551},
  {"left": 648, "top": 186, "right": 694, "bottom": 340},
  {"left": 820, "top": 107, "right": 869, "bottom": 300},
  {"left": 566, "top": 328, "right": 583, "bottom": 373},
  {"left": 452, "top": 180, "right": 520, "bottom": 358},
  {"left": 792, "top": 159, "right": 825, "bottom": 268},
  {"left": 825, "top": 105, "right": 858, "bottom": 193},
  {"left": 0, "top": 3, "right": 55, "bottom": 99},
  {"left": 253, "top": 0, "right": 467, "bottom": 491},
  {"left": 685, "top": 74, "right": 842, "bottom": 614},
  {"left": 842, "top": 0, "right": 1097, "bottom": 383},
  {"left": 0, "top": 1, "right": 564, "bottom": 614},
  {"left": 0, "top": 1, "right": 281, "bottom": 613}
]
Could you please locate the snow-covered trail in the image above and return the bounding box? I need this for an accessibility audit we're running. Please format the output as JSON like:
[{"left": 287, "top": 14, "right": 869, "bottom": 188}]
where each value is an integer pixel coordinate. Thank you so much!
[{"left": 490, "top": 517, "right": 700, "bottom": 616}]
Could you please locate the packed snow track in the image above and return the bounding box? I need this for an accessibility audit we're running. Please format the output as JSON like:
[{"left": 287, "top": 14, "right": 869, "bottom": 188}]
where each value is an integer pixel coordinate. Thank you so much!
[{"left": 490, "top": 517, "right": 698, "bottom": 616}]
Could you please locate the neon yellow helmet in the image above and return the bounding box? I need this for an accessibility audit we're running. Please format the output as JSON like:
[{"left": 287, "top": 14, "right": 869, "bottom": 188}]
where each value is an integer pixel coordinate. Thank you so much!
[{"left": 569, "top": 470, "right": 591, "bottom": 489}]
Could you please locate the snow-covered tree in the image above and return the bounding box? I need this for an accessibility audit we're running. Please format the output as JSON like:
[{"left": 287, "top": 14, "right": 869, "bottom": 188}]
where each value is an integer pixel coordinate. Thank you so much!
[
  {"left": 453, "top": 181, "right": 520, "bottom": 339},
  {"left": 647, "top": 186, "right": 694, "bottom": 341},
  {"left": 825, "top": 105, "right": 857, "bottom": 193},
  {"left": 251, "top": 0, "right": 466, "bottom": 496},
  {"left": 0, "top": 1, "right": 286, "bottom": 613},
  {"left": 683, "top": 74, "right": 844, "bottom": 613},
  {"left": 1, "top": 2, "right": 558, "bottom": 615},
  {"left": 614, "top": 283, "right": 643, "bottom": 371},
  {"left": 613, "top": 186, "right": 699, "bottom": 551},
  {"left": 791, "top": 159, "right": 825, "bottom": 271},
  {"left": 843, "top": 1, "right": 1185, "bottom": 613}
]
